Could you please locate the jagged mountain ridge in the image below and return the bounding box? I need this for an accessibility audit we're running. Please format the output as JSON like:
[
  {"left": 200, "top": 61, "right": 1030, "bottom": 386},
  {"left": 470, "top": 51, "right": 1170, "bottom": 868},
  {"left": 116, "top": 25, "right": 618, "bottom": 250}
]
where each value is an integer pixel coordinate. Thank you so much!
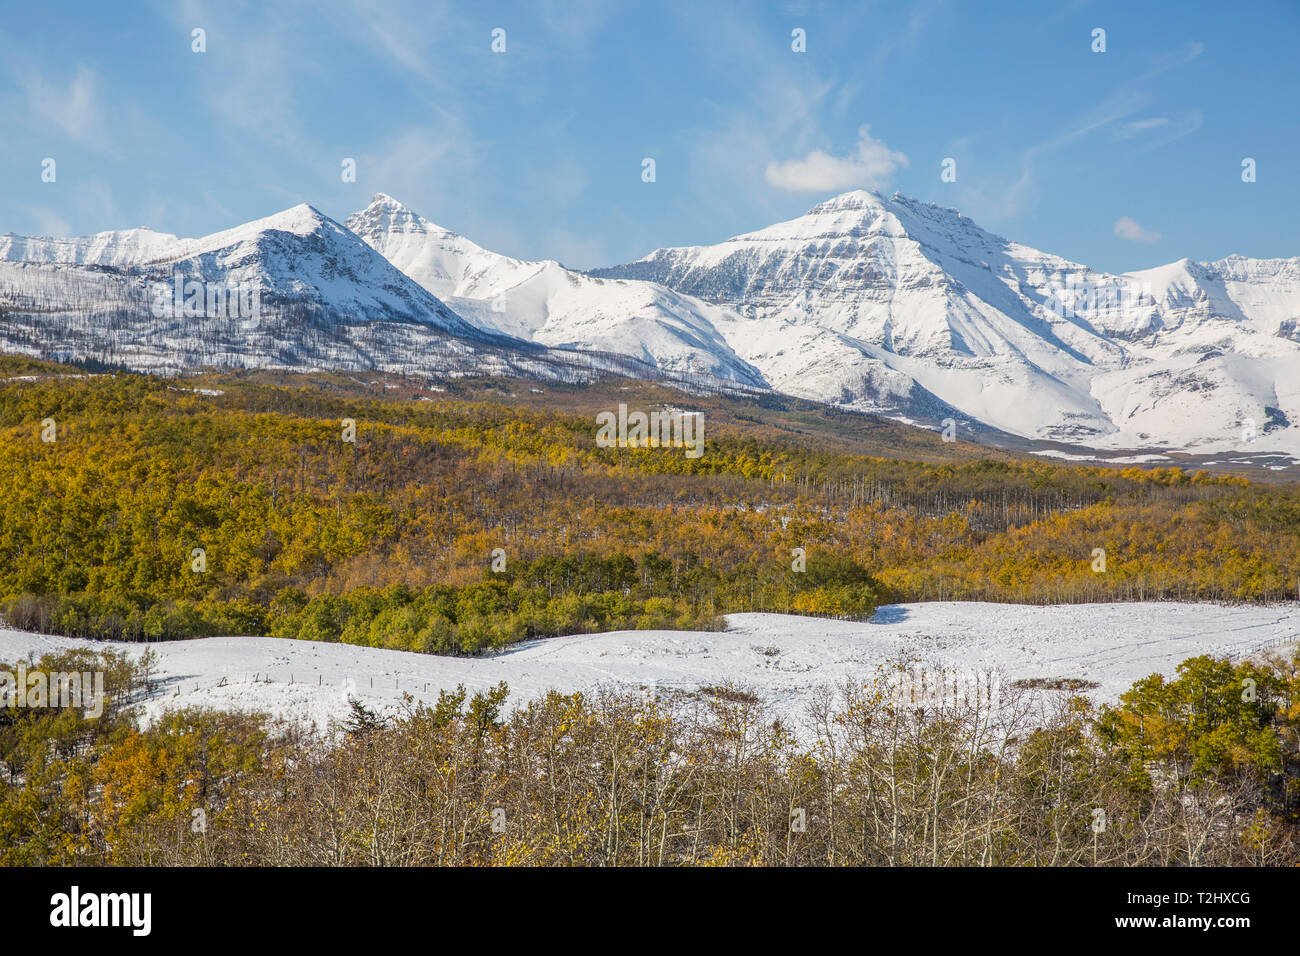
[
  {"left": 590, "top": 190, "right": 1300, "bottom": 458},
  {"left": 0, "top": 225, "right": 183, "bottom": 268},
  {"left": 2, "top": 191, "right": 1297, "bottom": 458},
  {"left": 0, "top": 204, "right": 691, "bottom": 384},
  {"left": 345, "top": 194, "right": 766, "bottom": 388}
]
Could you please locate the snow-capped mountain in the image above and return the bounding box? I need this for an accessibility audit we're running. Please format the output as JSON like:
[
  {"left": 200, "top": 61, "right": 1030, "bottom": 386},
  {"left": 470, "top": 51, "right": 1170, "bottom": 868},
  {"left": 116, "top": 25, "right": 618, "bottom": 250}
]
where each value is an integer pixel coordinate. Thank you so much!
[
  {"left": 591, "top": 190, "right": 1300, "bottom": 458},
  {"left": 0, "top": 204, "right": 631, "bottom": 381},
  {"left": 346, "top": 194, "right": 766, "bottom": 388},
  {"left": 0, "top": 225, "right": 183, "bottom": 268},
  {"left": 4, "top": 204, "right": 486, "bottom": 334},
  {"left": 3, "top": 190, "right": 1297, "bottom": 460}
]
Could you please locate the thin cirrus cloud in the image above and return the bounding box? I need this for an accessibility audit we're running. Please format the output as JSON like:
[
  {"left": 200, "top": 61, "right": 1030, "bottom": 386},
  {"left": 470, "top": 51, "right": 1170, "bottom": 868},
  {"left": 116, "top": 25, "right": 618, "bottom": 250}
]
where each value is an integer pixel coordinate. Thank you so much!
[
  {"left": 1114, "top": 216, "right": 1162, "bottom": 244},
  {"left": 764, "top": 125, "right": 909, "bottom": 193},
  {"left": 23, "top": 65, "right": 109, "bottom": 150},
  {"left": 955, "top": 42, "right": 1207, "bottom": 223},
  {"left": 1119, "top": 117, "right": 1171, "bottom": 135}
]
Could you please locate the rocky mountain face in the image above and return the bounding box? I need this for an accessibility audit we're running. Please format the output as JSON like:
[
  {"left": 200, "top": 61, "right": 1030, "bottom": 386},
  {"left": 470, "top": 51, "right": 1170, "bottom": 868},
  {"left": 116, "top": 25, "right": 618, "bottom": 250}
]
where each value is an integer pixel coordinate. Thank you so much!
[
  {"left": 346, "top": 194, "right": 766, "bottom": 388},
  {"left": 0, "top": 204, "right": 640, "bottom": 383},
  {"left": 3, "top": 190, "right": 1297, "bottom": 458},
  {"left": 591, "top": 190, "right": 1300, "bottom": 458}
]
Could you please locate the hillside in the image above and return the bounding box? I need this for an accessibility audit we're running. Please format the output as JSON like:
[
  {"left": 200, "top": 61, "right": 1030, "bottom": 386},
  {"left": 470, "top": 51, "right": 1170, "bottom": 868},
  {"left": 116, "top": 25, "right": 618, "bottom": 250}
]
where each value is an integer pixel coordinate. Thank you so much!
[{"left": 2, "top": 358, "right": 1299, "bottom": 655}]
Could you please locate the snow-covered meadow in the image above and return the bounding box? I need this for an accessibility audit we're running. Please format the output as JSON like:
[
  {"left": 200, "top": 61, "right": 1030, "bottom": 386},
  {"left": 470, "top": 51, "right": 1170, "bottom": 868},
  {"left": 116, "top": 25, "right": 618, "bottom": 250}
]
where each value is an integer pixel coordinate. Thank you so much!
[{"left": 2, "top": 602, "right": 1297, "bottom": 733}]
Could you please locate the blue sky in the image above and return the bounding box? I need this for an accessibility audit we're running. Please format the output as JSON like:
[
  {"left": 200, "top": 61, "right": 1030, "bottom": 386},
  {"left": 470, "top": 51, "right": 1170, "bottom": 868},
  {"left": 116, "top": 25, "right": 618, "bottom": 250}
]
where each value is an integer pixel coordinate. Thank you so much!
[{"left": 1, "top": 0, "right": 1296, "bottom": 273}]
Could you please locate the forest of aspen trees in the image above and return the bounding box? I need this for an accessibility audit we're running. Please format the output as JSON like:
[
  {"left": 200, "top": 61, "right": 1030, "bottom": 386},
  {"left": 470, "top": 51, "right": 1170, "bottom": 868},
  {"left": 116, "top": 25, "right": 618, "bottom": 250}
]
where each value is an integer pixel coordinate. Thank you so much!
[{"left": 0, "top": 358, "right": 1297, "bottom": 655}]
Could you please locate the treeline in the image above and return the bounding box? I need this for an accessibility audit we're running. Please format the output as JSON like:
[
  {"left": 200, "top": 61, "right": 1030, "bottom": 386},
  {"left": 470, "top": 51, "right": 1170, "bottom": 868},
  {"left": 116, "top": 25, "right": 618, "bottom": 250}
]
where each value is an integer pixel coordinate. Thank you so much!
[
  {"left": 5, "top": 552, "right": 879, "bottom": 653},
  {"left": 0, "top": 366, "right": 1297, "bottom": 651},
  {"left": 2, "top": 646, "right": 1298, "bottom": 866},
  {"left": 271, "top": 552, "right": 876, "bottom": 654}
]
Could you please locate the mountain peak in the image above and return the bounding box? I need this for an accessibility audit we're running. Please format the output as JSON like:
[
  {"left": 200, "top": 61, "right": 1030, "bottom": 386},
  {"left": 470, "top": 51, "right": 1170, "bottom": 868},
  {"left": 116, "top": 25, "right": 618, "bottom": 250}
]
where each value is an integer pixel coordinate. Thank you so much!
[
  {"left": 360, "top": 193, "right": 433, "bottom": 223},
  {"left": 350, "top": 193, "right": 463, "bottom": 240},
  {"left": 356, "top": 192, "right": 431, "bottom": 226},
  {"left": 365, "top": 192, "right": 411, "bottom": 211},
  {"left": 189, "top": 203, "right": 334, "bottom": 251},
  {"left": 252, "top": 202, "right": 329, "bottom": 227},
  {"left": 804, "top": 189, "right": 890, "bottom": 216},
  {"left": 289, "top": 201, "right": 327, "bottom": 220}
]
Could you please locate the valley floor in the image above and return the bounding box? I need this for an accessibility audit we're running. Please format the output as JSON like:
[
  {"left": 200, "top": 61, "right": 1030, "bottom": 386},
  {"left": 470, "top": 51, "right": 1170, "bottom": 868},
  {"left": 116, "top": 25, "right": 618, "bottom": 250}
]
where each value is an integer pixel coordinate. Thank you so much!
[{"left": 5, "top": 601, "right": 1299, "bottom": 733}]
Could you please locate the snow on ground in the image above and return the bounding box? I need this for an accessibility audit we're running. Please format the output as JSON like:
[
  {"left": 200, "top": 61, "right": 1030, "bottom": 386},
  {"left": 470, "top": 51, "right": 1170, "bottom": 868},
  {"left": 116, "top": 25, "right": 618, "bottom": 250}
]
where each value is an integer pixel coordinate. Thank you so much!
[
  {"left": 1030, "top": 450, "right": 1174, "bottom": 464},
  {"left": 2, "top": 602, "right": 1298, "bottom": 734}
]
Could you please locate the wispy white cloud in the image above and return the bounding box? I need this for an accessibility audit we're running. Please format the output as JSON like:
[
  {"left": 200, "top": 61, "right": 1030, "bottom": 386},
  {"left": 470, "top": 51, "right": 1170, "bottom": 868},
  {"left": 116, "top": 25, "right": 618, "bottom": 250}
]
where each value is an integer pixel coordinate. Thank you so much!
[
  {"left": 23, "top": 66, "right": 108, "bottom": 149},
  {"left": 1132, "top": 40, "right": 1205, "bottom": 84},
  {"left": 17, "top": 204, "right": 73, "bottom": 238},
  {"left": 342, "top": 0, "right": 469, "bottom": 87},
  {"left": 670, "top": 6, "right": 845, "bottom": 223},
  {"left": 152, "top": 0, "right": 312, "bottom": 148},
  {"left": 1118, "top": 117, "right": 1170, "bottom": 136},
  {"left": 905, "top": 0, "right": 948, "bottom": 45},
  {"left": 358, "top": 126, "right": 480, "bottom": 211},
  {"left": 1128, "top": 110, "right": 1204, "bottom": 153},
  {"left": 953, "top": 41, "right": 1206, "bottom": 221},
  {"left": 1114, "top": 216, "right": 1161, "bottom": 244},
  {"left": 764, "top": 125, "right": 909, "bottom": 192}
]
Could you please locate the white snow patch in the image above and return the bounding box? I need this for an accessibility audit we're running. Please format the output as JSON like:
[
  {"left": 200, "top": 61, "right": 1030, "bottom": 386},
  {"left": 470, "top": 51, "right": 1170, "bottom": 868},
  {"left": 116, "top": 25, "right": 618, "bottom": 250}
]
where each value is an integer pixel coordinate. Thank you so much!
[{"left": 3, "top": 602, "right": 1296, "bottom": 734}]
